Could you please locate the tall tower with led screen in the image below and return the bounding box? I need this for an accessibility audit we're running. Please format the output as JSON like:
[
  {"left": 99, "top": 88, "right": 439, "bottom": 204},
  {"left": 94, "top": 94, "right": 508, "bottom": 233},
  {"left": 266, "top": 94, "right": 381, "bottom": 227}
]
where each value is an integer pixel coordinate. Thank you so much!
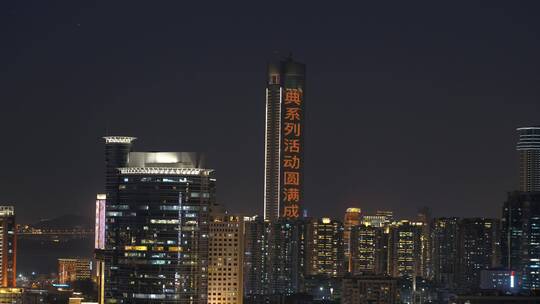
[{"left": 264, "top": 56, "right": 306, "bottom": 221}]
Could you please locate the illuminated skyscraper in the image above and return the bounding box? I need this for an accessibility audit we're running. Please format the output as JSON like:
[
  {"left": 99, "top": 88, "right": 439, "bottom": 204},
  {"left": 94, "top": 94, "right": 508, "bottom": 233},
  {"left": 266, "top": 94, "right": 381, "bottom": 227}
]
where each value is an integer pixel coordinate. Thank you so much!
[
  {"left": 517, "top": 126, "right": 540, "bottom": 192},
  {"left": 387, "top": 221, "right": 424, "bottom": 279},
  {"left": 307, "top": 218, "right": 344, "bottom": 278},
  {"left": 243, "top": 216, "right": 271, "bottom": 297},
  {"left": 208, "top": 216, "right": 244, "bottom": 304},
  {"left": 268, "top": 219, "right": 309, "bottom": 294},
  {"left": 264, "top": 57, "right": 306, "bottom": 221},
  {"left": 431, "top": 217, "right": 459, "bottom": 289},
  {"left": 501, "top": 192, "right": 540, "bottom": 291},
  {"left": 0, "top": 207, "right": 16, "bottom": 288},
  {"left": 458, "top": 218, "right": 500, "bottom": 290},
  {"left": 349, "top": 224, "right": 387, "bottom": 275},
  {"left": 343, "top": 208, "right": 361, "bottom": 273},
  {"left": 98, "top": 136, "right": 214, "bottom": 303}
]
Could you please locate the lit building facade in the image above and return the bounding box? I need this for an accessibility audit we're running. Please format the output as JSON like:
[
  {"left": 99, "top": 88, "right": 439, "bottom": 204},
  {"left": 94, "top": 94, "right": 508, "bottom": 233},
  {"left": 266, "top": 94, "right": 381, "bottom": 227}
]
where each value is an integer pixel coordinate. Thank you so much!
[
  {"left": 0, "top": 207, "right": 16, "bottom": 288},
  {"left": 268, "top": 219, "right": 309, "bottom": 295},
  {"left": 343, "top": 208, "right": 361, "bottom": 273},
  {"left": 501, "top": 191, "right": 540, "bottom": 292},
  {"left": 0, "top": 288, "right": 22, "bottom": 304},
  {"left": 243, "top": 216, "right": 271, "bottom": 297},
  {"left": 58, "top": 258, "right": 92, "bottom": 284},
  {"left": 458, "top": 218, "right": 500, "bottom": 290},
  {"left": 208, "top": 216, "right": 244, "bottom": 304},
  {"left": 341, "top": 276, "right": 398, "bottom": 304},
  {"left": 431, "top": 217, "right": 460, "bottom": 289},
  {"left": 388, "top": 221, "right": 424, "bottom": 279},
  {"left": 98, "top": 136, "right": 215, "bottom": 303},
  {"left": 517, "top": 126, "right": 540, "bottom": 192},
  {"left": 264, "top": 57, "right": 306, "bottom": 221},
  {"left": 479, "top": 269, "right": 520, "bottom": 293},
  {"left": 349, "top": 225, "right": 387, "bottom": 275},
  {"left": 307, "top": 218, "right": 344, "bottom": 278}
]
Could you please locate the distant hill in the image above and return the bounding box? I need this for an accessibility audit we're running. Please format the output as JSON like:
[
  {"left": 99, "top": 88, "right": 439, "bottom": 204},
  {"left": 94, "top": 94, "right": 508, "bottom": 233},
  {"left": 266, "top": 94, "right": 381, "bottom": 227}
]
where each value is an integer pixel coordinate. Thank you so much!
[{"left": 33, "top": 215, "right": 94, "bottom": 230}]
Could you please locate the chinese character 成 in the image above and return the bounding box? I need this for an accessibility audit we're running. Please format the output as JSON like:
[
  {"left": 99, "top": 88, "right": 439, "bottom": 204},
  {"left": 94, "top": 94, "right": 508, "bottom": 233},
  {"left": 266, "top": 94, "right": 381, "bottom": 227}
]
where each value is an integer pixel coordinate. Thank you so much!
[
  {"left": 284, "top": 171, "right": 300, "bottom": 186},
  {"left": 284, "top": 139, "right": 300, "bottom": 153},
  {"left": 283, "top": 204, "right": 299, "bottom": 218},
  {"left": 283, "top": 155, "right": 300, "bottom": 169}
]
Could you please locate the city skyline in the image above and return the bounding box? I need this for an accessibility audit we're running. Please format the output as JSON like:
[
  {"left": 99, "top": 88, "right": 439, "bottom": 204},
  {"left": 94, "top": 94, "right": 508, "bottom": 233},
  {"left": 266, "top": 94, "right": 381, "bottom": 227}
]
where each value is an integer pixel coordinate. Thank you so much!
[{"left": 3, "top": 2, "right": 540, "bottom": 223}]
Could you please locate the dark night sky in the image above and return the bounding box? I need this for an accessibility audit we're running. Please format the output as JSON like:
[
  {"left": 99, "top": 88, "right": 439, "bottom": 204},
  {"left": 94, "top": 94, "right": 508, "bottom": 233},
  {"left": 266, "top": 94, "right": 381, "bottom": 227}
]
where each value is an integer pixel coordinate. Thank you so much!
[{"left": 1, "top": 1, "right": 540, "bottom": 223}]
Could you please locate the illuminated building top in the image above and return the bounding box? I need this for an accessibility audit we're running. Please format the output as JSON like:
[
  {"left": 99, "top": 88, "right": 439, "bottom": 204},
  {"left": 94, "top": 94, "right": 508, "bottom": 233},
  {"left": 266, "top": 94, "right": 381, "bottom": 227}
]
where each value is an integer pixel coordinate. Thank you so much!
[
  {"left": 0, "top": 207, "right": 14, "bottom": 217},
  {"left": 516, "top": 126, "right": 540, "bottom": 151},
  {"left": 118, "top": 167, "right": 213, "bottom": 176},
  {"left": 103, "top": 136, "right": 137, "bottom": 144},
  {"left": 516, "top": 126, "right": 540, "bottom": 192}
]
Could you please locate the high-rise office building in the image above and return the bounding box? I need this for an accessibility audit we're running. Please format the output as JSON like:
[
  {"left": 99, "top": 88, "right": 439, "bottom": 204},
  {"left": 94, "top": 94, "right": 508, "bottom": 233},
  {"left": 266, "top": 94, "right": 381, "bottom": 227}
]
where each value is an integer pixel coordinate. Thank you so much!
[
  {"left": 268, "top": 219, "right": 309, "bottom": 295},
  {"left": 58, "top": 258, "right": 92, "bottom": 284},
  {"left": 98, "top": 136, "right": 214, "bottom": 303},
  {"left": 458, "top": 218, "right": 500, "bottom": 290},
  {"left": 517, "top": 126, "right": 540, "bottom": 192},
  {"left": 243, "top": 216, "right": 271, "bottom": 297},
  {"left": 343, "top": 208, "right": 361, "bottom": 273},
  {"left": 208, "top": 216, "right": 244, "bottom": 304},
  {"left": 388, "top": 221, "right": 424, "bottom": 279},
  {"left": 417, "top": 207, "right": 432, "bottom": 279},
  {"left": 501, "top": 192, "right": 540, "bottom": 291},
  {"left": 264, "top": 57, "right": 306, "bottom": 221},
  {"left": 307, "top": 218, "right": 344, "bottom": 278},
  {"left": 0, "top": 207, "right": 16, "bottom": 288},
  {"left": 349, "top": 224, "right": 387, "bottom": 275},
  {"left": 431, "top": 217, "right": 460, "bottom": 289}
]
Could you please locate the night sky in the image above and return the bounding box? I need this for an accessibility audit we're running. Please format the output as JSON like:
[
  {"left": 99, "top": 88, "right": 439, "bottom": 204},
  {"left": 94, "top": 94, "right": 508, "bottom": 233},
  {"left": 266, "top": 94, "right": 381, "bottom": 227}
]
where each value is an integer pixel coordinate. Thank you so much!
[{"left": 2, "top": 2, "right": 540, "bottom": 223}]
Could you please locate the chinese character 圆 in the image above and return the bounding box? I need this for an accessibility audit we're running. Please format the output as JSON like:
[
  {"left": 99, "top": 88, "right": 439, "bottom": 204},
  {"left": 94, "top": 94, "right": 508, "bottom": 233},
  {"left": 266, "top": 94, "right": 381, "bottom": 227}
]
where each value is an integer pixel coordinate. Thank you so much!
[
  {"left": 284, "top": 107, "right": 301, "bottom": 121},
  {"left": 285, "top": 89, "right": 302, "bottom": 106},
  {"left": 283, "top": 188, "right": 300, "bottom": 203},
  {"left": 284, "top": 171, "right": 300, "bottom": 186},
  {"left": 283, "top": 155, "right": 300, "bottom": 169},
  {"left": 284, "top": 122, "right": 301, "bottom": 137},
  {"left": 283, "top": 204, "right": 299, "bottom": 218},
  {"left": 284, "top": 139, "right": 300, "bottom": 153}
]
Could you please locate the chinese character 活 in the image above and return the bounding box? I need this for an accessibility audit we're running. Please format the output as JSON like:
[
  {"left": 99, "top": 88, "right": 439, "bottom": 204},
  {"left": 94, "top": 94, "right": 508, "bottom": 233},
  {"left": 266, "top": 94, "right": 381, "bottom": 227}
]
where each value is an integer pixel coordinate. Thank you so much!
[{"left": 284, "top": 139, "right": 300, "bottom": 153}]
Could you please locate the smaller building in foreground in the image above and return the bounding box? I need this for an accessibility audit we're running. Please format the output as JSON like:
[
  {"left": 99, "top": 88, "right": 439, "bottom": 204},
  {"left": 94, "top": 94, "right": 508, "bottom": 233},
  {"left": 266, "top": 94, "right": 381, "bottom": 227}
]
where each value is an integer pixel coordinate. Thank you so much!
[
  {"left": 58, "top": 258, "right": 92, "bottom": 284},
  {"left": 341, "top": 275, "right": 398, "bottom": 304},
  {"left": 0, "top": 287, "right": 22, "bottom": 304}
]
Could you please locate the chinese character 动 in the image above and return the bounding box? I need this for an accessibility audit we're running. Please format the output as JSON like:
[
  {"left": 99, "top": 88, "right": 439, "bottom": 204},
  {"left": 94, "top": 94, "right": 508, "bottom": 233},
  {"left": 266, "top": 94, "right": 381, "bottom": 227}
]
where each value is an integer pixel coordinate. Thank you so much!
[
  {"left": 283, "top": 155, "right": 300, "bottom": 169},
  {"left": 284, "top": 139, "right": 300, "bottom": 153},
  {"left": 284, "top": 171, "right": 300, "bottom": 186},
  {"left": 283, "top": 188, "right": 300, "bottom": 202},
  {"left": 284, "top": 108, "right": 301, "bottom": 121},
  {"left": 284, "top": 122, "right": 301, "bottom": 137},
  {"left": 283, "top": 204, "right": 299, "bottom": 218},
  {"left": 285, "top": 89, "right": 302, "bottom": 106}
]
